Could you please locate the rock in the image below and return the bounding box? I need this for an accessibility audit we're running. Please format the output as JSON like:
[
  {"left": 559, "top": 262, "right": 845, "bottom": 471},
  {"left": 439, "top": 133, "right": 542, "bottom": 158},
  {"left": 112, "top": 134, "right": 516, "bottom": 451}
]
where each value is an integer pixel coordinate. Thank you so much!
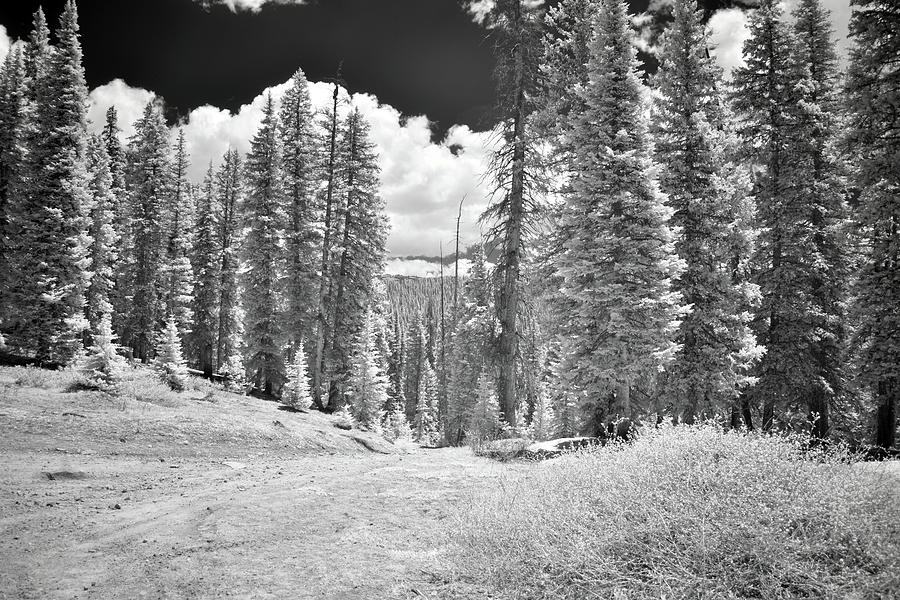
[
  {"left": 333, "top": 421, "right": 352, "bottom": 431},
  {"left": 475, "top": 438, "right": 530, "bottom": 461},
  {"left": 44, "top": 471, "right": 89, "bottom": 481},
  {"left": 222, "top": 461, "right": 246, "bottom": 470},
  {"left": 524, "top": 437, "right": 602, "bottom": 460}
]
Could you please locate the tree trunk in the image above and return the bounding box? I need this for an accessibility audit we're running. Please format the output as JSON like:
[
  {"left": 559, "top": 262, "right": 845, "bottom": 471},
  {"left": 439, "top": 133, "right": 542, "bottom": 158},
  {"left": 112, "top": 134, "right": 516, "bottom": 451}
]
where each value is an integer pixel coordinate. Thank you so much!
[
  {"left": 313, "top": 82, "right": 340, "bottom": 411},
  {"left": 874, "top": 377, "right": 897, "bottom": 449}
]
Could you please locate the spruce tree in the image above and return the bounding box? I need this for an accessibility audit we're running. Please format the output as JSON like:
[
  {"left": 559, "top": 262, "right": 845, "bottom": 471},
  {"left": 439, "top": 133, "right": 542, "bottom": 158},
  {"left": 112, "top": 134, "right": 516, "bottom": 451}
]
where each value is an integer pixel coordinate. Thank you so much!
[
  {"left": 652, "top": 0, "right": 762, "bottom": 424},
  {"left": 415, "top": 359, "right": 439, "bottom": 443},
  {"left": 190, "top": 162, "right": 220, "bottom": 377},
  {"left": 282, "top": 343, "right": 313, "bottom": 410},
  {"left": 216, "top": 148, "right": 242, "bottom": 371},
  {"left": 346, "top": 310, "right": 389, "bottom": 429},
  {"left": 241, "top": 94, "right": 285, "bottom": 395},
  {"left": 446, "top": 244, "right": 495, "bottom": 443},
  {"left": 328, "top": 108, "right": 388, "bottom": 410},
  {"left": 126, "top": 101, "right": 170, "bottom": 361},
  {"left": 101, "top": 107, "right": 131, "bottom": 339},
  {"left": 78, "top": 312, "right": 128, "bottom": 393},
  {"left": 163, "top": 128, "right": 194, "bottom": 339},
  {"left": 14, "top": 1, "right": 92, "bottom": 364},
  {"left": 84, "top": 134, "right": 119, "bottom": 336},
  {"left": 0, "top": 48, "right": 27, "bottom": 336},
  {"left": 844, "top": 0, "right": 900, "bottom": 449},
  {"left": 550, "top": 0, "right": 683, "bottom": 432},
  {"left": 278, "top": 68, "right": 320, "bottom": 354},
  {"left": 155, "top": 316, "right": 189, "bottom": 392},
  {"left": 468, "top": 369, "right": 501, "bottom": 445},
  {"left": 784, "top": 0, "right": 849, "bottom": 438}
]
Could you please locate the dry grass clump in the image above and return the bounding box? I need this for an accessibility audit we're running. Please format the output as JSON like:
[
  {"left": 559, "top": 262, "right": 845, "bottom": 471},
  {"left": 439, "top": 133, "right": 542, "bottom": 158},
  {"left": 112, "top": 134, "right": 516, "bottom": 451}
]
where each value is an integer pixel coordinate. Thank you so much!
[
  {"left": 446, "top": 424, "right": 900, "bottom": 600},
  {"left": 116, "top": 367, "right": 184, "bottom": 407},
  {"left": 7, "top": 365, "right": 78, "bottom": 389}
]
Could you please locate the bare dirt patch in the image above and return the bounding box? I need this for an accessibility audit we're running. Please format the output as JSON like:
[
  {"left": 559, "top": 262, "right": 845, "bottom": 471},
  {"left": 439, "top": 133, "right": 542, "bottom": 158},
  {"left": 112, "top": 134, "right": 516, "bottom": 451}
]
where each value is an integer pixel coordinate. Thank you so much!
[{"left": 0, "top": 370, "right": 520, "bottom": 599}]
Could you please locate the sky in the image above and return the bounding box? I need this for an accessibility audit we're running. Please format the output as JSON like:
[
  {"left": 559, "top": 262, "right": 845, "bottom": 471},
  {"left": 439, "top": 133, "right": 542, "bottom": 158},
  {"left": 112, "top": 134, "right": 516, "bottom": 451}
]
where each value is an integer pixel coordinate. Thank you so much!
[{"left": 0, "top": 0, "right": 854, "bottom": 264}]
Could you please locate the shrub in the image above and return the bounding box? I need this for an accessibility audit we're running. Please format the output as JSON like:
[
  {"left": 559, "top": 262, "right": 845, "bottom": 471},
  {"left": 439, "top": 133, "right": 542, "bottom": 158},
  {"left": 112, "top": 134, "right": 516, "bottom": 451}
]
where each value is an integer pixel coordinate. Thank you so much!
[
  {"left": 154, "top": 318, "right": 189, "bottom": 391},
  {"left": 8, "top": 365, "right": 77, "bottom": 390},
  {"left": 118, "top": 367, "right": 182, "bottom": 407},
  {"left": 446, "top": 424, "right": 900, "bottom": 599},
  {"left": 76, "top": 314, "right": 128, "bottom": 393}
]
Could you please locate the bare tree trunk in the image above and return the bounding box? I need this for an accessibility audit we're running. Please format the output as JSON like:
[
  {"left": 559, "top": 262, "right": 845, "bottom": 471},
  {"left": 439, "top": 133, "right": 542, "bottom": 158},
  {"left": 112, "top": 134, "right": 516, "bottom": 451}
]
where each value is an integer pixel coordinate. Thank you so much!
[{"left": 313, "top": 82, "right": 340, "bottom": 411}]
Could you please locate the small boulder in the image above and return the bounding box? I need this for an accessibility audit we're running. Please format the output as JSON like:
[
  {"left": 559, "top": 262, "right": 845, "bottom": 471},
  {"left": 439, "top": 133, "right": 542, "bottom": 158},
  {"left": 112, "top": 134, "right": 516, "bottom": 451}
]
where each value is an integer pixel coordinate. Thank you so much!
[{"left": 524, "top": 437, "right": 602, "bottom": 460}]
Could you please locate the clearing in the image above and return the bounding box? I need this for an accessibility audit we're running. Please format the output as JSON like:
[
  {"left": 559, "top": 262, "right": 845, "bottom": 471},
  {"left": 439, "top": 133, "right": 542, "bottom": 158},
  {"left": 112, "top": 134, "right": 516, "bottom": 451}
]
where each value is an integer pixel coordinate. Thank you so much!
[{"left": 0, "top": 368, "right": 519, "bottom": 599}]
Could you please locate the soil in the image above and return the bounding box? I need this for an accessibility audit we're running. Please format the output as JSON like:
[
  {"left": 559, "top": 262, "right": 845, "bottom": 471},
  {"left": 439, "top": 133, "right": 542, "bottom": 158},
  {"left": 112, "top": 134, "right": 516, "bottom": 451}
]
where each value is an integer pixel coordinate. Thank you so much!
[{"left": 0, "top": 369, "right": 520, "bottom": 599}]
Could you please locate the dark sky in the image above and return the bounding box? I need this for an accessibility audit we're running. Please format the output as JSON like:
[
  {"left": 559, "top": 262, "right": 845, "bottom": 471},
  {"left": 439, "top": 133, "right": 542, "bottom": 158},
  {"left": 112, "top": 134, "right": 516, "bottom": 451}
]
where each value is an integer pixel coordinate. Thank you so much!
[{"left": 0, "top": 0, "right": 740, "bottom": 136}]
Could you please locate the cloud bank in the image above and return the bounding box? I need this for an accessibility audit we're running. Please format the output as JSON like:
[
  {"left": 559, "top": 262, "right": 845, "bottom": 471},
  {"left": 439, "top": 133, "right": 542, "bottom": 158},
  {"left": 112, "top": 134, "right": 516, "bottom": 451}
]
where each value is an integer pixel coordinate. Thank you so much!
[
  {"left": 86, "top": 77, "right": 496, "bottom": 259},
  {"left": 197, "top": 0, "right": 307, "bottom": 13}
]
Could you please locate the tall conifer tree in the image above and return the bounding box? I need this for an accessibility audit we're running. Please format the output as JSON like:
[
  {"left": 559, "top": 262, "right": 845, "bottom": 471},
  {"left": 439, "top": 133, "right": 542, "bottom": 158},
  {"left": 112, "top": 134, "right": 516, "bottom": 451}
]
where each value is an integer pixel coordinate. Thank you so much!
[
  {"left": 844, "top": 0, "right": 900, "bottom": 449},
  {"left": 241, "top": 94, "right": 285, "bottom": 395},
  {"left": 191, "top": 162, "right": 220, "bottom": 377},
  {"left": 653, "top": 0, "right": 762, "bottom": 423},
  {"left": 550, "top": 0, "right": 683, "bottom": 433}
]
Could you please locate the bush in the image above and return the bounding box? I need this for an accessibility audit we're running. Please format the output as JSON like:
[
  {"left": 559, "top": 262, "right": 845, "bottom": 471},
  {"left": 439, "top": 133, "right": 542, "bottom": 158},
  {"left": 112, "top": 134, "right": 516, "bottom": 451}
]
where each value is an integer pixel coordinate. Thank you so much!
[
  {"left": 117, "top": 367, "right": 182, "bottom": 407},
  {"left": 8, "top": 365, "right": 77, "bottom": 390},
  {"left": 446, "top": 424, "right": 900, "bottom": 599}
]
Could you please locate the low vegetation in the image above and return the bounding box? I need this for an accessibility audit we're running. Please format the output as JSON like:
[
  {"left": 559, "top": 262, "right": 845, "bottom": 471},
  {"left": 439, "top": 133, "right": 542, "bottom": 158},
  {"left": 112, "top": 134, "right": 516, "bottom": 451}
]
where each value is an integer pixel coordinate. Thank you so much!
[{"left": 446, "top": 424, "right": 900, "bottom": 599}]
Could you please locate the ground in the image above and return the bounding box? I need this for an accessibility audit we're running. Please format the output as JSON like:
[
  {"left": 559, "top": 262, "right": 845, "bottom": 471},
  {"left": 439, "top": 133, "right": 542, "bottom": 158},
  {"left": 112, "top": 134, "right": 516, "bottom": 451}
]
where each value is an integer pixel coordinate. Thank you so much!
[{"left": 0, "top": 368, "right": 517, "bottom": 599}]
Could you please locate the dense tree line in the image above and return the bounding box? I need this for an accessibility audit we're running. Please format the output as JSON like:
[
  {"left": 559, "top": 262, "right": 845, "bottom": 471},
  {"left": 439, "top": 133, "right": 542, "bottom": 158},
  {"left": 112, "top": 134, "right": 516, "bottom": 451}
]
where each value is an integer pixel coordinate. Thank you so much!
[
  {"left": 0, "top": 2, "right": 388, "bottom": 414},
  {"left": 438, "top": 0, "right": 897, "bottom": 449},
  {"left": 0, "top": 0, "right": 896, "bottom": 450}
]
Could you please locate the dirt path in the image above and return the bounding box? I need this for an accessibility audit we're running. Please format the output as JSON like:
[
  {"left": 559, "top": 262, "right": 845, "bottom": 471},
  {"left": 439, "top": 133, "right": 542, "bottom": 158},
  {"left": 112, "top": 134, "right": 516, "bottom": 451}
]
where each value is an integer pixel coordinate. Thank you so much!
[{"left": 0, "top": 372, "right": 517, "bottom": 599}]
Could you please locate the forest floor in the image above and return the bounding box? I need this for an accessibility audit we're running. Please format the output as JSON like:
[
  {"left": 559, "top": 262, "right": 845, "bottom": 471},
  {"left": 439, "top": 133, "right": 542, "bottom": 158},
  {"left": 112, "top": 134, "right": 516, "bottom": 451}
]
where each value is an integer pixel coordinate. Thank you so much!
[{"left": 0, "top": 367, "right": 521, "bottom": 600}]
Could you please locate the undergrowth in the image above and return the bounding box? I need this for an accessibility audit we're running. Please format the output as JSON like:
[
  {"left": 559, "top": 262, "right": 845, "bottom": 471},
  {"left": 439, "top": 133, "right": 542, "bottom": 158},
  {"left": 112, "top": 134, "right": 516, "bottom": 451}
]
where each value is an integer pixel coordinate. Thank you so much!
[{"left": 445, "top": 424, "right": 900, "bottom": 599}]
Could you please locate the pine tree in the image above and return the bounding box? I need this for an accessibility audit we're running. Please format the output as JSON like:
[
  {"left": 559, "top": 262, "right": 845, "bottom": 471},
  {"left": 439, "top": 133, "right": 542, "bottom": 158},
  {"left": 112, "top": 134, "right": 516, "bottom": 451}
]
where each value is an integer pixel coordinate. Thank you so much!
[
  {"left": 101, "top": 107, "right": 131, "bottom": 340},
  {"left": 550, "top": 0, "right": 683, "bottom": 433},
  {"left": 155, "top": 316, "right": 189, "bottom": 391},
  {"left": 190, "top": 162, "right": 220, "bottom": 377},
  {"left": 126, "top": 101, "right": 170, "bottom": 361},
  {"left": 844, "top": 0, "right": 900, "bottom": 449},
  {"left": 480, "top": 0, "right": 544, "bottom": 427},
  {"left": 282, "top": 343, "right": 313, "bottom": 410},
  {"left": 163, "top": 128, "right": 194, "bottom": 339},
  {"left": 215, "top": 148, "right": 242, "bottom": 371},
  {"left": 278, "top": 68, "right": 320, "bottom": 354},
  {"left": 0, "top": 47, "right": 27, "bottom": 336},
  {"left": 346, "top": 310, "right": 389, "bottom": 429},
  {"left": 531, "top": 382, "right": 556, "bottom": 441},
  {"left": 84, "top": 134, "right": 119, "bottom": 336},
  {"left": 328, "top": 108, "right": 388, "bottom": 410},
  {"left": 13, "top": 1, "right": 91, "bottom": 364},
  {"left": 468, "top": 369, "right": 501, "bottom": 445},
  {"left": 415, "top": 359, "right": 439, "bottom": 443},
  {"left": 652, "top": 0, "right": 762, "bottom": 424},
  {"left": 78, "top": 312, "right": 128, "bottom": 393},
  {"left": 446, "top": 244, "right": 495, "bottom": 443},
  {"left": 732, "top": 0, "right": 846, "bottom": 432},
  {"left": 784, "top": 0, "right": 849, "bottom": 438},
  {"left": 241, "top": 94, "right": 285, "bottom": 395}
]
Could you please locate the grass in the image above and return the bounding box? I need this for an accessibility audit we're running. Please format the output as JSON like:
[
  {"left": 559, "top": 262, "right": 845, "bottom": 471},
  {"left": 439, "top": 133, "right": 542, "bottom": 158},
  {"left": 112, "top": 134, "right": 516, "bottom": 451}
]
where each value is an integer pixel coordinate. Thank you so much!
[{"left": 444, "top": 424, "right": 900, "bottom": 600}]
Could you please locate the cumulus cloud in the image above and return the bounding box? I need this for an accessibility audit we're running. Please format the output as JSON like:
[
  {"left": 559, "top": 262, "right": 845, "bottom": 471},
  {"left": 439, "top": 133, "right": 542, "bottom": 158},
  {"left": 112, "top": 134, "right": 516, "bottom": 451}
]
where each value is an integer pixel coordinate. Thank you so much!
[
  {"left": 385, "top": 258, "right": 472, "bottom": 279},
  {"left": 197, "top": 0, "right": 307, "bottom": 13},
  {"left": 707, "top": 8, "right": 752, "bottom": 78},
  {"left": 86, "top": 76, "right": 495, "bottom": 258},
  {"left": 0, "top": 25, "right": 11, "bottom": 64},
  {"left": 87, "top": 79, "right": 157, "bottom": 140},
  {"left": 708, "top": 0, "right": 852, "bottom": 77}
]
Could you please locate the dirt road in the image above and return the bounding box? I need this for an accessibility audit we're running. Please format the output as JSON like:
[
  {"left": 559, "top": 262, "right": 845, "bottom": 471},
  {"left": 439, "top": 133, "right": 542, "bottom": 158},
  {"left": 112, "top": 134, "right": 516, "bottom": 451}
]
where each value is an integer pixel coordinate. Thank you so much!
[{"left": 0, "top": 370, "right": 516, "bottom": 599}]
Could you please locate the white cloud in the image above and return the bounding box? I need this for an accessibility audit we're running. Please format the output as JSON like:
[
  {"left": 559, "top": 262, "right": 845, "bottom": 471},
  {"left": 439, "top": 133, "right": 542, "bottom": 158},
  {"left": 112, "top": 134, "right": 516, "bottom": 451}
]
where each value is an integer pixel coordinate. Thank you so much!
[
  {"left": 86, "top": 77, "right": 496, "bottom": 258},
  {"left": 708, "top": 0, "right": 852, "bottom": 77},
  {"left": 87, "top": 79, "right": 157, "bottom": 141},
  {"left": 707, "top": 8, "right": 752, "bottom": 78},
  {"left": 0, "top": 25, "right": 11, "bottom": 65},
  {"left": 198, "top": 0, "right": 307, "bottom": 13},
  {"left": 385, "top": 258, "right": 472, "bottom": 279}
]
